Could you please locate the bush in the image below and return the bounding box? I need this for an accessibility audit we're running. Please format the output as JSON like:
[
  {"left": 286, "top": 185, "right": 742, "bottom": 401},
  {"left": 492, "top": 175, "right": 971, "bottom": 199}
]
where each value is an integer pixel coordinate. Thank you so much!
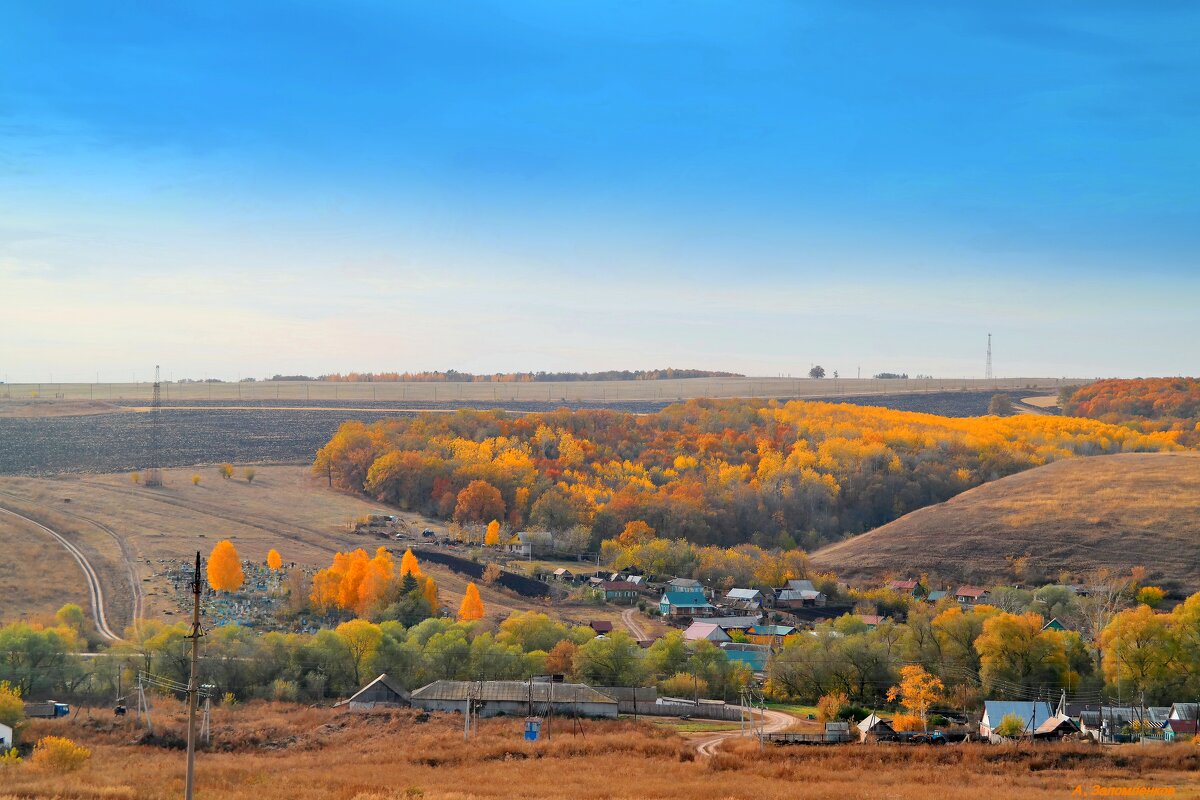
[
  {"left": 0, "top": 748, "right": 21, "bottom": 767},
  {"left": 891, "top": 713, "right": 925, "bottom": 732},
  {"left": 244, "top": 467, "right": 256, "bottom": 483},
  {"left": 31, "top": 736, "right": 91, "bottom": 772},
  {"left": 928, "top": 714, "right": 948, "bottom": 728},
  {"left": 816, "top": 691, "right": 848, "bottom": 723},
  {"left": 131, "top": 472, "right": 140, "bottom": 484},
  {"left": 660, "top": 672, "right": 708, "bottom": 699},
  {"left": 994, "top": 712, "right": 1028, "bottom": 738},
  {"left": 192, "top": 474, "right": 201, "bottom": 485},
  {"left": 218, "top": 463, "right": 234, "bottom": 479}
]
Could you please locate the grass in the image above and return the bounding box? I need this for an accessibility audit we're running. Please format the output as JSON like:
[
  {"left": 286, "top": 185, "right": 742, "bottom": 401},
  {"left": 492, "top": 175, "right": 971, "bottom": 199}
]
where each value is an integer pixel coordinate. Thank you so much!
[
  {"left": 811, "top": 452, "right": 1200, "bottom": 592},
  {"left": 646, "top": 718, "right": 744, "bottom": 733},
  {"left": 763, "top": 702, "right": 819, "bottom": 719},
  {"left": 0, "top": 466, "right": 632, "bottom": 632},
  {"left": 3, "top": 701, "right": 1198, "bottom": 799}
]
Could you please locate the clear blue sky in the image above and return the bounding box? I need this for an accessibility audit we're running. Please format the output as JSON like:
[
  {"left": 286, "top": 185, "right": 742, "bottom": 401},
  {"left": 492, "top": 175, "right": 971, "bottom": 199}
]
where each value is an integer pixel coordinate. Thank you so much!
[{"left": 2, "top": 1, "right": 1197, "bottom": 382}]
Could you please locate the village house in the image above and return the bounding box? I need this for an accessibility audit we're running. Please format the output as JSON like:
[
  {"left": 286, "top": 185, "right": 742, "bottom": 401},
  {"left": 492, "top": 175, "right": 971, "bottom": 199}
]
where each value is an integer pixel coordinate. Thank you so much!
[
  {"left": 723, "top": 588, "right": 764, "bottom": 610},
  {"left": 659, "top": 591, "right": 715, "bottom": 618},
  {"left": 683, "top": 621, "right": 731, "bottom": 643},
  {"left": 886, "top": 579, "right": 927, "bottom": 599},
  {"left": 588, "top": 620, "right": 614, "bottom": 636},
  {"left": 1167, "top": 703, "right": 1199, "bottom": 737},
  {"left": 775, "top": 578, "right": 827, "bottom": 609},
  {"left": 667, "top": 577, "right": 705, "bottom": 594},
  {"left": 954, "top": 585, "right": 990, "bottom": 606},
  {"left": 551, "top": 568, "right": 575, "bottom": 582},
  {"left": 745, "top": 624, "right": 796, "bottom": 647},
  {"left": 0, "top": 722, "right": 11, "bottom": 750},
  {"left": 599, "top": 580, "right": 639, "bottom": 604},
  {"left": 856, "top": 614, "right": 885, "bottom": 629},
  {"left": 980, "top": 700, "right": 1054, "bottom": 739},
  {"left": 505, "top": 531, "right": 554, "bottom": 558},
  {"left": 1041, "top": 617, "right": 1067, "bottom": 632},
  {"left": 1078, "top": 706, "right": 1170, "bottom": 742},
  {"left": 926, "top": 589, "right": 949, "bottom": 603},
  {"left": 334, "top": 673, "right": 412, "bottom": 711},
  {"left": 410, "top": 680, "right": 618, "bottom": 719}
]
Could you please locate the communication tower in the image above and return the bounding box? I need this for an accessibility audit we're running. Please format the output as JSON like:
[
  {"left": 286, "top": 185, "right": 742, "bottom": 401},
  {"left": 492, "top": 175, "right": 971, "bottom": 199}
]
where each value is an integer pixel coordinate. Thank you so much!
[
  {"left": 984, "top": 331, "right": 993, "bottom": 381},
  {"left": 145, "top": 365, "right": 163, "bottom": 487}
]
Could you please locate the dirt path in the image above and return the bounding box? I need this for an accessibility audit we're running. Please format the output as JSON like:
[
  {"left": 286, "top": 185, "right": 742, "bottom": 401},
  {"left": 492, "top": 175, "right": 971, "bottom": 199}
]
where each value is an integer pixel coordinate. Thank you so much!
[
  {"left": 621, "top": 607, "right": 648, "bottom": 639},
  {"left": 693, "top": 707, "right": 797, "bottom": 756},
  {"left": 0, "top": 504, "right": 122, "bottom": 641}
]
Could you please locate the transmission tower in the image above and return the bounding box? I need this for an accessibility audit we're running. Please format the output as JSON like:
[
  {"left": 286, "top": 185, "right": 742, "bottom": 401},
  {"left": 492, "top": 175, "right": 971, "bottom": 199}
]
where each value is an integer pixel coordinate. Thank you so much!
[
  {"left": 985, "top": 333, "right": 993, "bottom": 382},
  {"left": 145, "top": 365, "right": 163, "bottom": 487}
]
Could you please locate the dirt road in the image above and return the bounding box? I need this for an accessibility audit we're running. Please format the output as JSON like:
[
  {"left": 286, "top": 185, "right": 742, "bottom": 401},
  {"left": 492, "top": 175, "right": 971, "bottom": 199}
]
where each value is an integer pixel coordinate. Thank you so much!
[
  {"left": 0, "top": 504, "right": 122, "bottom": 641},
  {"left": 621, "top": 607, "right": 649, "bottom": 639},
  {"left": 693, "top": 707, "right": 797, "bottom": 756}
]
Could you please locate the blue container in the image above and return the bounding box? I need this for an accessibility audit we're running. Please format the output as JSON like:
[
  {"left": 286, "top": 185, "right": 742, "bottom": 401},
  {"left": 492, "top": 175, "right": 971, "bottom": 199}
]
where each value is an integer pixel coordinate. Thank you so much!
[{"left": 524, "top": 718, "right": 541, "bottom": 741}]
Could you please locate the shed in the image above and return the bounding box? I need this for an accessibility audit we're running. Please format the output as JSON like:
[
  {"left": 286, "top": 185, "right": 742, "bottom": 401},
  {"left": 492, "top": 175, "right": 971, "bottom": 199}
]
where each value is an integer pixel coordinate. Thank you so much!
[
  {"left": 552, "top": 568, "right": 575, "bottom": 581},
  {"left": 857, "top": 713, "right": 894, "bottom": 741},
  {"left": 1033, "top": 715, "right": 1080, "bottom": 739},
  {"left": 589, "top": 620, "right": 614, "bottom": 635},
  {"left": 411, "top": 680, "right": 617, "bottom": 719},
  {"left": 926, "top": 590, "right": 948, "bottom": 603},
  {"left": 335, "top": 673, "right": 412, "bottom": 711}
]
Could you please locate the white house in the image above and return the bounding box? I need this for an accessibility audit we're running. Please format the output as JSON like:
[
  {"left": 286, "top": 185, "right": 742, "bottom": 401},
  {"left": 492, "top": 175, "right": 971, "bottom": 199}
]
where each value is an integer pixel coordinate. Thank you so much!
[
  {"left": 0, "top": 722, "right": 12, "bottom": 750},
  {"left": 682, "top": 621, "right": 731, "bottom": 643},
  {"left": 724, "top": 588, "right": 764, "bottom": 609}
]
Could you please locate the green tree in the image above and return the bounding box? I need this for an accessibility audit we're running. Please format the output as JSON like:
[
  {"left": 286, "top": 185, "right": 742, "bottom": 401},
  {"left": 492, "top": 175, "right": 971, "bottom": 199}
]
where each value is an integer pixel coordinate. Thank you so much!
[
  {"left": 988, "top": 393, "right": 1014, "bottom": 416},
  {"left": 573, "top": 631, "right": 645, "bottom": 686}
]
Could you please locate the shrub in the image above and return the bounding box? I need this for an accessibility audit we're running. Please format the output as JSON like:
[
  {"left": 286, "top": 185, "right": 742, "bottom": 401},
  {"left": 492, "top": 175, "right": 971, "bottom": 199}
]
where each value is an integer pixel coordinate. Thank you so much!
[
  {"left": 660, "top": 672, "right": 708, "bottom": 699},
  {"left": 0, "top": 748, "right": 21, "bottom": 767},
  {"left": 192, "top": 474, "right": 201, "bottom": 485},
  {"left": 994, "top": 712, "right": 1028, "bottom": 738},
  {"left": 131, "top": 472, "right": 140, "bottom": 484},
  {"left": 816, "top": 691, "right": 848, "bottom": 723},
  {"left": 31, "top": 736, "right": 91, "bottom": 771},
  {"left": 218, "top": 463, "right": 234, "bottom": 479},
  {"left": 891, "top": 713, "right": 925, "bottom": 732},
  {"left": 244, "top": 467, "right": 256, "bottom": 483},
  {"left": 0, "top": 680, "right": 23, "bottom": 729}
]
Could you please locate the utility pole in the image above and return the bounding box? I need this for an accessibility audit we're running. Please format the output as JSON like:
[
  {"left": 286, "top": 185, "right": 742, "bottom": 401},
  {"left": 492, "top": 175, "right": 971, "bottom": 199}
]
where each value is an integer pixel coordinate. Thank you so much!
[
  {"left": 184, "top": 552, "right": 204, "bottom": 800},
  {"left": 985, "top": 333, "right": 993, "bottom": 382}
]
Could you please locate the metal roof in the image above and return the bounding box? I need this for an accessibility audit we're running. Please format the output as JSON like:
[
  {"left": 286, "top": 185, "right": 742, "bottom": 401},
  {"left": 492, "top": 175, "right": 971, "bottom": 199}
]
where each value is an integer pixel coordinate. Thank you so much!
[
  {"left": 411, "top": 680, "right": 617, "bottom": 705},
  {"left": 982, "top": 701, "right": 1053, "bottom": 731},
  {"left": 339, "top": 673, "right": 411, "bottom": 705},
  {"left": 725, "top": 588, "right": 762, "bottom": 599},
  {"left": 661, "top": 591, "right": 714, "bottom": 607},
  {"left": 783, "top": 579, "right": 816, "bottom": 592},
  {"left": 777, "top": 589, "right": 824, "bottom": 600},
  {"left": 1171, "top": 703, "right": 1199, "bottom": 721},
  {"left": 748, "top": 625, "right": 795, "bottom": 636}
]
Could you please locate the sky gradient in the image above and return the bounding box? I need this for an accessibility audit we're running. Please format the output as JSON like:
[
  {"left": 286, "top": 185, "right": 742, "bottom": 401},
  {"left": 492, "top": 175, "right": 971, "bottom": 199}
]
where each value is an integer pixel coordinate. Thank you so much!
[{"left": 2, "top": 1, "right": 1197, "bottom": 382}]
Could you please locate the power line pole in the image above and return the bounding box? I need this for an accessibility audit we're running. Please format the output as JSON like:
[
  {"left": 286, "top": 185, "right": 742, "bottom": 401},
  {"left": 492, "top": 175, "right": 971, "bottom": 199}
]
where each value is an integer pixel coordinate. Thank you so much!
[
  {"left": 184, "top": 551, "right": 204, "bottom": 800},
  {"left": 145, "top": 365, "right": 163, "bottom": 487}
]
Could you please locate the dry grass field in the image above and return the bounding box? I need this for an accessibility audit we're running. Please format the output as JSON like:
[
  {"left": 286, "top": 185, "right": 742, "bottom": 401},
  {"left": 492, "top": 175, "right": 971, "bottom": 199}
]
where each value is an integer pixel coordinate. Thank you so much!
[
  {"left": 0, "top": 399, "right": 130, "bottom": 418},
  {"left": 0, "top": 465, "right": 641, "bottom": 634},
  {"left": 811, "top": 452, "right": 1200, "bottom": 591},
  {"left": 3, "top": 701, "right": 1198, "bottom": 799}
]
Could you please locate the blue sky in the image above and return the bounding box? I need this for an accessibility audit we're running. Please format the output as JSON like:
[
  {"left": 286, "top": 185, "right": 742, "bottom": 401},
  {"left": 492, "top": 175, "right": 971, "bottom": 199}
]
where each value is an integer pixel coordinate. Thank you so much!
[{"left": 1, "top": 1, "right": 1197, "bottom": 382}]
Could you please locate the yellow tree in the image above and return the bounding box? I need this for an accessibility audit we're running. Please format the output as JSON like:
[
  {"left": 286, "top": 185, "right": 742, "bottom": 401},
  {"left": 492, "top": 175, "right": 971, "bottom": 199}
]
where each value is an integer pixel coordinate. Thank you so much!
[
  {"left": 458, "top": 581, "right": 485, "bottom": 622},
  {"left": 0, "top": 680, "right": 23, "bottom": 729},
  {"left": 485, "top": 519, "right": 501, "bottom": 546},
  {"left": 207, "top": 540, "right": 244, "bottom": 592},
  {"left": 334, "top": 619, "right": 382, "bottom": 686},
  {"left": 399, "top": 548, "right": 422, "bottom": 579},
  {"left": 267, "top": 549, "right": 283, "bottom": 570},
  {"left": 422, "top": 576, "right": 440, "bottom": 612},
  {"left": 887, "top": 665, "right": 944, "bottom": 730}
]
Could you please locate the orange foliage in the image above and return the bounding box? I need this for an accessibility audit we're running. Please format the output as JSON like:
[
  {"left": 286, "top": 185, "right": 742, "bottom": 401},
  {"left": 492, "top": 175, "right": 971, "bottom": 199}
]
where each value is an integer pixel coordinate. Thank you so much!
[
  {"left": 267, "top": 549, "right": 283, "bottom": 570},
  {"left": 310, "top": 547, "right": 395, "bottom": 615},
  {"left": 458, "top": 582, "right": 485, "bottom": 621},
  {"left": 1064, "top": 378, "right": 1200, "bottom": 438},
  {"left": 207, "top": 540, "right": 244, "bottom": 592},
  {"left": 399, "top": 549, "right": 422, "bottom": 579}
]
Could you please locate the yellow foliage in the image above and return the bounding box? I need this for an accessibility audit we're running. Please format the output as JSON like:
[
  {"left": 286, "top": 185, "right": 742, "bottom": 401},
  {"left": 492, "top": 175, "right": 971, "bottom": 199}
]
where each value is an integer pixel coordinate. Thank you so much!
[
  {"left": 31, "top": 736, "right": 90, "bottom": 771},
  {"left": 458, "top": 581, "right": 485, "bottom": 621},
  {"left": 485, "top": 519, "right": 501, "bottom": 546},
  {"left": 311, "top": 547, "right": 396, "bottom": 615},
  {"left": 399, "top": 548, "right": 422, "bottom": 579},
  {"left": 207, "top": 540, "right": 244, "bottom": 592},
  {"left": 267, "top": 549, "right": 283, "bottom": 570}
]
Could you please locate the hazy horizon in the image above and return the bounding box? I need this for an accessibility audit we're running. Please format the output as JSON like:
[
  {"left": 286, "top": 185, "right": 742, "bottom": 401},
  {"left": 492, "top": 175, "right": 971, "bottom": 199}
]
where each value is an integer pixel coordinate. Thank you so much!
[{"left": 3, "top": 2, "right": 1198, "bottom": 382}]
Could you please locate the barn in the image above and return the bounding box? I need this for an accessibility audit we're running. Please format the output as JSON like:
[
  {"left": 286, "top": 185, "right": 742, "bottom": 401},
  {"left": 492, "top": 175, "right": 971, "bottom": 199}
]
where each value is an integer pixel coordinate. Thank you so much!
[
  {"left": 410, "top": 680, "right": 618, "bottom": 719},
  {"left": 335, "top": 673, "right": 412, "bottom": 711}
]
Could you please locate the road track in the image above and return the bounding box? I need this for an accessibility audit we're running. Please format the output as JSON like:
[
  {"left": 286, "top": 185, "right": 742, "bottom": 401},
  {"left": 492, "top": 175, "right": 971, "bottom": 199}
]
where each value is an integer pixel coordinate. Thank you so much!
[
  {"left": 621, "top": 607, "right": 648, "bottom": 640},
  {"left": 0, "top": 504, "right": 122, "bottom": 641},
  {"left": 694, "top": 707, "right": 798, "bottom": 756}
]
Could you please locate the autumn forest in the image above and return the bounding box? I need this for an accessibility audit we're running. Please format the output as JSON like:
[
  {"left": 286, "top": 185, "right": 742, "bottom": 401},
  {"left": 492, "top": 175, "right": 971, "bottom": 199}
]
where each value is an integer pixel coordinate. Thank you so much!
[{"left": 313, "top": 398, "right": 1183, "bottom": 553}]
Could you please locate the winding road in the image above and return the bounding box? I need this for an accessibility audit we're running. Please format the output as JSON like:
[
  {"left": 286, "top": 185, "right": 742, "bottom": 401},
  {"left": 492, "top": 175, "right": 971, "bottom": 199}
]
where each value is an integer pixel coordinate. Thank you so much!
[
  {"left": 694, "top": 706, "right": 798, "bottom": 756},
  {"left": 0, "top": 504, "right": 123, "bottom": 641}
]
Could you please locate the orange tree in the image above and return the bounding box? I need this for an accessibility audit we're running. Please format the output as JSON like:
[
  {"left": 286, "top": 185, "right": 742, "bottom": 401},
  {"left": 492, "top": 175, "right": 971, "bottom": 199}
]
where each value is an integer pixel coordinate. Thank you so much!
[
  {"left": 207, "top": 540, "right": 244, "bottom": 592},
  {"left": 458, "top": 582, "right": 485, "bottom": 622},
  {"left": 887, "top": 665, "right": 944, "bottom": 730}
]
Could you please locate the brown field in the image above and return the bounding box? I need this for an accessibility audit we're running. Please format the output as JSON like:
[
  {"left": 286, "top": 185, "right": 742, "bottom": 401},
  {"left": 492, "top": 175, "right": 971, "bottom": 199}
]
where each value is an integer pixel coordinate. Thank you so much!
[
  {"left": 811, "top": 452, "right": 1200, "bottom": 591},
  {"left": 0, "top": 399, "right": 129, "bottom": 418},
  {"left": 2, "top": 376, "right": 1063, "bottom": 404},
  {"left": 0, "top": 465, "right": 646, "bottom": 635},
  {"left": 4, "top": 701, "right": 1198, "bottom": 799}
]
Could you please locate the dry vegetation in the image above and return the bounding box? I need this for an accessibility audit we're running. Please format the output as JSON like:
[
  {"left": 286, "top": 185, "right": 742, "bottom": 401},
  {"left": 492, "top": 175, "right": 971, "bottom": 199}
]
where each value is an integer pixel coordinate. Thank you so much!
[
  {"left": 0, "top": 466, "right": 631, "bottom": 632},
  {"left": 0, "top": 399, "right": 129, "bottom": 418},
  {"left": 3, "top": 702, "right": 1198, "bottom": 799},
  {"left": 812, "top": 452, "right": 1200, "bottom": 591}
]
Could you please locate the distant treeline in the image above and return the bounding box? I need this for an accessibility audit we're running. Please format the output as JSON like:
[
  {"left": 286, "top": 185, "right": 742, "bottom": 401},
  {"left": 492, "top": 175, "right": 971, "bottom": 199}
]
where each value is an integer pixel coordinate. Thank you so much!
[
  {"left": 270, "top": 369, "right": 743, "bottom": 383},
  {"left": 1061, "top": 378, "right": 1200, "bottom": 442}
]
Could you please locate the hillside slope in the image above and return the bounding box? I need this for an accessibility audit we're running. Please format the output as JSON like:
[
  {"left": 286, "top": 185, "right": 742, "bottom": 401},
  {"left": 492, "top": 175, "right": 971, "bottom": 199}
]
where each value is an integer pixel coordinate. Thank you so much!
[{"left": 811, "top": 452, "right": 1200, "bottom": 592}]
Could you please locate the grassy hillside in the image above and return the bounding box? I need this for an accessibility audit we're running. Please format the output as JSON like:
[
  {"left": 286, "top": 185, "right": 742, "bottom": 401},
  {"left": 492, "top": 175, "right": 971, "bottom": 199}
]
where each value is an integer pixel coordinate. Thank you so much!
[{"left": 811, "top": 452, "right": 1200, "bottom": 592}]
